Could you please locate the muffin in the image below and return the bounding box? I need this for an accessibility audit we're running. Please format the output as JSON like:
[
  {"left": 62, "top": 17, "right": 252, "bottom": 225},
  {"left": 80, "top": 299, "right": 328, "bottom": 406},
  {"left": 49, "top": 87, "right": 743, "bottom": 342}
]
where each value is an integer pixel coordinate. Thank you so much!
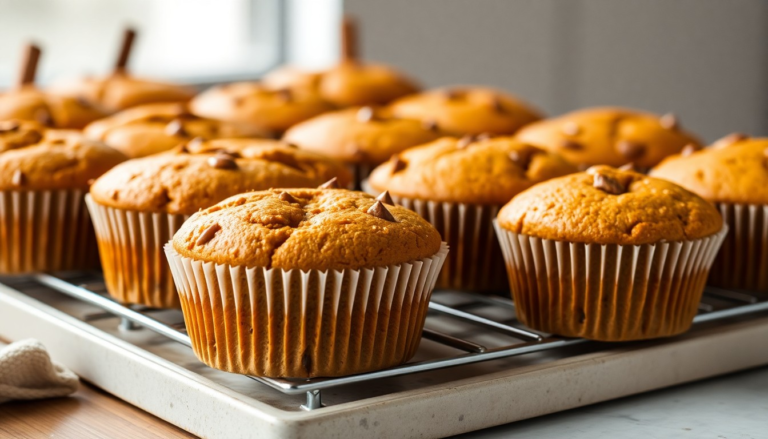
[
  {"left": 0, "top": 120, "right": 126, "bottom": 273},
  {"left": 650, "top": 134, "right": 768, "bottom": 292},
  {"left": 388, "top": 86, "right": 542, "bottom": 136},
  {"left": 496, "top": 166, "right": 727, "bottom": 341},
  {"left": 87, "top": 139, "right": 352, "bottom": 308},
  {"left": 84, "top": 103, "right": 267, "bottom": 158},
  {"left": 189, "top": 82, "right": 334, "bottom": 134},
  {"left": 165, "top": 188, "right": 448, "bottom": 378},
  {"left": 514, "top": 107, "right": 702, "bottom": 170},
  {"left": 367, "top": 136, "right": 577, "bottom": 292},
  {"left": 282, "top": 106, "right": 441, "bottom": 187}
]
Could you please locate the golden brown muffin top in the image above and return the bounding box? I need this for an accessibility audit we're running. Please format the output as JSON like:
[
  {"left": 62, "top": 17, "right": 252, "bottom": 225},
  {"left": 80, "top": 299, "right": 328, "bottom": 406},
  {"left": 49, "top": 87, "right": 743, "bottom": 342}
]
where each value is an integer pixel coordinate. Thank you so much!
[
  {"left": 282, "top": 106, "right": 441, "bottom": 164},
  {"left": 514, "top": 107, "right": 702, "bottom": 169},
  {"left": 0, "top": 86, "right": 107, "bottom": 129},
  {"left": 0, "top": 120, "right": 126, "bottom": 191},
  {"left": 84, "top": 103, "right": 267, "bottom": 158},
  {"left": 367, "top": 136, "right": 577, "bottom": 205},
  {"left": 172, "top": 188, "right": 443, "bottom": 270},
  {"left": 49, "top": 73, "right": 196, "bottom": 113},
  {"left": 388, "top": 86, "right": 542, "bottom": 136},
  {"left": 497, "top": 165, "right": 723, "bottom": 245},
  {"left": 319, "top": 62, "right": 419, "bottom": 107},
  {"left": 189, "top": 82, "right": 334, "bottom": 133},
  {"left": 90, "top": 139, "right": 352, "bottom": 215},
  {"left": 650, "top": 134, "right": 768, "bottom": 205},
  {"left": 264, "top": 62, "right": 418, "bottom": 107}
]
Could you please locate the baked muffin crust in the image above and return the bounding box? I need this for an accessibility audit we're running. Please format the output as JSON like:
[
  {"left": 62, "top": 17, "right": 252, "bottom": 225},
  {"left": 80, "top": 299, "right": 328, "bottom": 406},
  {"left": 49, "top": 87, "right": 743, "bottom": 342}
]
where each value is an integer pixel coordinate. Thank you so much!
[
  {"left": 498, "top": 165, "right": 723, "bottom": 245},
  {"left": 650, "top": 135, "right": 768, "bottom": 205},
  {"left": 515, "top": 107, "right": 701, "bottom": 168},
  {"left": 368, "top": 136, "right": 577, "bottom": 205},
  {"left": 172, "top": 188, "right": 442, "bottom": 270}
]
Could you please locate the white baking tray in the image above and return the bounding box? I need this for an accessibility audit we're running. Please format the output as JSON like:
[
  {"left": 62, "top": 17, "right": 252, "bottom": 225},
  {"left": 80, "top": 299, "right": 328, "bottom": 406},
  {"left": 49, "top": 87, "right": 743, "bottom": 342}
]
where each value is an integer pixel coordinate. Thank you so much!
[{"left": 1, "top": 278, "right": 767, "bottom": 439}]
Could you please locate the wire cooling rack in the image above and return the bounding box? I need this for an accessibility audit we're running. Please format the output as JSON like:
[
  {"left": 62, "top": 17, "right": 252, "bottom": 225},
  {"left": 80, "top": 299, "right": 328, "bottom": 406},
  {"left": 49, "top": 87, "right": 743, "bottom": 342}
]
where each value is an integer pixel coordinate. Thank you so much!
[{"left": 20, "top": 273, "right": 768, "bottom": 411}]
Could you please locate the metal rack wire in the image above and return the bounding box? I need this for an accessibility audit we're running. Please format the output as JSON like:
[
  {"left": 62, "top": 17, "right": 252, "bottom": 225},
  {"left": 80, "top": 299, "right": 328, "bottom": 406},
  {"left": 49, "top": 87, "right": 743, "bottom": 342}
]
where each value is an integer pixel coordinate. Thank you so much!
[{"left": 24, "top": 273, "right": 768, "bottom": 411}]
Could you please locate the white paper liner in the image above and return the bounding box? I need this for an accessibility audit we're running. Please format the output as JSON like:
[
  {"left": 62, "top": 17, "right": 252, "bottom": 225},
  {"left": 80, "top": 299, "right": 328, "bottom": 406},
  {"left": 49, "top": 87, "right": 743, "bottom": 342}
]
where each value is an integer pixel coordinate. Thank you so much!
[
  {"left": 86, "top": 195, "right": 188, "bottom": 308},
  {"left": 0, "top": 189, "right": 98, "bottom": 274},
  {"left": 494, "top": 223, "right": 728, "bottom": 341},
  {"left": 164, "top": 242, "right": 449, "bottom": 378},
  {"left": 361, "top": 179, "right": 505, "bottom": 292},
  {"left": 709, "top": 203, "right": 768, "bottom": 293}
]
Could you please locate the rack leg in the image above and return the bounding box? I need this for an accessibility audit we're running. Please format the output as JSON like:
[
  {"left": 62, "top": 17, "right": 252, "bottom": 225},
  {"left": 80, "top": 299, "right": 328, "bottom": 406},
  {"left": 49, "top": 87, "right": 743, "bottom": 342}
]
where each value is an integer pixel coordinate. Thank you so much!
[
  {"left": 301, "top": 389, "right": 323, "bottom": 411},
  {"left": 119, "top": 317, "right": 140, "bottom": 331}
]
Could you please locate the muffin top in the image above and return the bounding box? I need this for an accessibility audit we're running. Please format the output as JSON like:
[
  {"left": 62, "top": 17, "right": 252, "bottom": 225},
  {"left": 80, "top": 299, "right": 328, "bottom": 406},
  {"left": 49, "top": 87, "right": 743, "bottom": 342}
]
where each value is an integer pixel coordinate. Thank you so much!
[
  {"left": 189, "top": 82, "right": 334, "bottom": 133},
  {"left": 172, "top": 188, "right": 443, "bottom": 270},
  {"left": 0, "top": 86, "right": 107, "bottom": 129},
  {"left": 368, "top": 136, "right": 577, "bottom": 205},
  {"left": 90, "top": 139, "right": 352, "bottom": 215},
  {"left": 282, "top": 106, "right": 441, "bottom": 164},
  {"left": 0, "top": 120, "right": 126, "bottom": 191},
  {"left": 49, "top": 73, "right": 196, "bottom": 113},
  {"left": 498, "top": 165, "right": 723, "bottom": 245},
  {"left": 514, "top": 107, "right": 702, "bottom": 169},
  {"left": 388, "top": 86, "right": 542, "bottom": 136},
  {"left": 84, "top": 103, "right": 267, "bottom": 158},
  {"left": 650, "top": 134, "right": 768, "bottom": 205},
  {"left": 264, "top": 63, "right": 418, "bottom": 107}
]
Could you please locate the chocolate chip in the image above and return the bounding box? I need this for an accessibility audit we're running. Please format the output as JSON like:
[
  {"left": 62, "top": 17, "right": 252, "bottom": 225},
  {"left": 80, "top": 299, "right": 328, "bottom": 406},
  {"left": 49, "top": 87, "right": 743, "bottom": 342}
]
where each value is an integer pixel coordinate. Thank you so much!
[
  {"left": 681, "top": 144, "right": 698, "bottom": 157},
  {"left": 356, "top": 106, "right": 377, "bottom": 123},
  {"left": 422, "top": 120, "right": 439, "bottom": 132},
  {"left": 491, "top": 97, "right": 506, "bottom": 114},
  {"left": 616, "top": 140, "right": 646, "bottom": 160},
  {"left": 0, "top": 121, "right": 20, "bottom": 132},
  {"left": 560, "top": 140, "right": 583, "bottom": 151},
  {"left": 509, "top": 149, "right": 535, "bottom": 171},
  {"left": 35, "top": 109, "right": 53, "bottom": 126},
  {"left": 279, "top": 191, "right": 299, "bottom": 203},
  {"left": 366, "top": 200, "right": 396, "bottom": 222},
  {"left": 87, "top": 178, "right": 95, "bottom": 186},
  {"left": 390, "top": 156, "right": 407, "bottom": 173},
  {"left": 196, "top": 223, "right": 222, "bottom": 246},
  {"left": 275, "top": 88, "right": 293, "bottom": 102},
  {"left": 11, "top": 170, "right": 25, "bottom": 187},
  {"left": 593, "top": 173, "right": 626, "bottom": 195},
  {"left": 659, "top": 113, "right": 678, "bottom": 130},
  {"left": 376, "top": 190, "right": 395, "bottom": 205},
  {"left": 561, "top": 121, "right": 581, "bottom": 136},
  {"left": 318, "top": 177, "right": 340, "bottom": 189},
  {"left": 165, "top": 119, "right": 187, "bottom": 137},
  {"left": 457, "top": 135, "right": 475, "bottom": 149},
  {"left": 718, "top": 132, "right": 748, "bottom": 147},
  {"left": 618, "top": 162, "right": 639, "bottom": 172},
  {"left": 207, "top": 154, "right": 238, "bottom": 170}
]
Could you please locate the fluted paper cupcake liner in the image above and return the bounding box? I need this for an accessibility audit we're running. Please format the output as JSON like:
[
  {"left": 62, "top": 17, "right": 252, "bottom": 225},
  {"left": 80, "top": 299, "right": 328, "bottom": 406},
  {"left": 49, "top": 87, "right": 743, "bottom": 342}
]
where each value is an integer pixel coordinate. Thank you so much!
[
  {"left": 0, "top": 190, "right": 98, "bottom": 274},
  {"left": 164, "top": 242, "right": 449, "bottom": 378},
  {"left": 86, "top": 195, "right": 188, "bottom": 308},
  {"left": 495, "top": 223, "right": 728, "bottom": 341},
  {"left": 361, "top": 180, "right": 505, "bottom": 293},
  {"left": 708, "top": 203, "right": 768, "bottom": 294},
  {"left": 348, "top": 162, "right": 375, "bottom": 190}
]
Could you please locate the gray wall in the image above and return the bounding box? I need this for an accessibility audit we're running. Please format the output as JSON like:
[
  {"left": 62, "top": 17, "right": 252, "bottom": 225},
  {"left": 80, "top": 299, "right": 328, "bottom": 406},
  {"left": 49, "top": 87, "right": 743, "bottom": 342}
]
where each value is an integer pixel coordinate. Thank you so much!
[{"left": 345, "top": 0, "right": 768, "bottom": 142}]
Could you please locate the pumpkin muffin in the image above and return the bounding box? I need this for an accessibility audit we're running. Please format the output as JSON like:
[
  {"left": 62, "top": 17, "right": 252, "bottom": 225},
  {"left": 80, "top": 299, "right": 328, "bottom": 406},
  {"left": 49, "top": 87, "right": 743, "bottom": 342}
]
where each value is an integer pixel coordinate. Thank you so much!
[
  {"left": 84, "top": 103, "right": 267, "bottom": 158},
  {"left": 650, "top": 134, "right": 768, "bottom": 292},
  {"left": 189, "top": 82, "right": 334, "bottom": 134},
  {"left": 87, "top": 139, "right": 352, "bottom": 308},
  {"left": 496, "top": 165, "right": 727, "bottom": 341},
  {"left": 0, "top": 120, "right": 126, "bottom": 273},
  {"left": 388, "top": 86, "right": 542, "bottom": 136},
  {"left": 514, "top": 107, "right": 702, "bottom": 169},
  {"left": 165, "top": 187, "right": 448, "bottom": 378},
  {"left": 283, "top": 106, "right": 441, "bottom": 186},
  {"left": 367, "top": 135, "right": 576, "bottom": 292}
]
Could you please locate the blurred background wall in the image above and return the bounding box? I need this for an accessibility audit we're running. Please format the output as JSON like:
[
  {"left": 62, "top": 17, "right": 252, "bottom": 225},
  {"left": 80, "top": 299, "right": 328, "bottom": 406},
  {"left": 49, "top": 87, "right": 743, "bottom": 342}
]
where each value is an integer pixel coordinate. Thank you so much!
[
  {"left": 1, "top": 0, "right": 766, "bottom": 142},
  {"left": 345, "top": 0, "right": 768, "bottom": 142}
]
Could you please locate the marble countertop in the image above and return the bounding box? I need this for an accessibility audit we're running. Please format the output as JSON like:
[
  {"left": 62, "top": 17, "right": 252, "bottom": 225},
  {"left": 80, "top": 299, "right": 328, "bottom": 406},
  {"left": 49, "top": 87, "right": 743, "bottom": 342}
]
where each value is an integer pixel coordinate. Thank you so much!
[{"left": 461, "top": 366, "right": 768, "bottom": 439}]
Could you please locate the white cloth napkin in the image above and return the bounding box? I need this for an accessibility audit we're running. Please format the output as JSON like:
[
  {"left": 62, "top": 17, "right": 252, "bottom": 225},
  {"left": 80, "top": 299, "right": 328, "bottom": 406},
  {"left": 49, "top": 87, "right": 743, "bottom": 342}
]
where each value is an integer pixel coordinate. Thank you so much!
[{"left": 0, "top": 339, "right": 79, "bottom": 403}]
